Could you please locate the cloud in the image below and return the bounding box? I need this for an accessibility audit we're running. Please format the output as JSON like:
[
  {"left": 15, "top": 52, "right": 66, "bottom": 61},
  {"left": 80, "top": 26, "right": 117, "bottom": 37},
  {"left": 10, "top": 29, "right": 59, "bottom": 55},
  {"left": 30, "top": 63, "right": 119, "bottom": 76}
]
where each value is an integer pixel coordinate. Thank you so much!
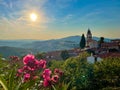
[
  {"left": 60, "top": 14, "right": 74, "bottom": 24},
  {"left": 0, "top": 0, "right": 51, "bottom": 29},
  {"left": 55, "top": 0, "right": 78, "bottom": 8},
  {"left": 0, "top": 0, "right": 14, "bottom": 9},
  {"left": 0, "top": 0, "right": 56, "bottom": 39}
]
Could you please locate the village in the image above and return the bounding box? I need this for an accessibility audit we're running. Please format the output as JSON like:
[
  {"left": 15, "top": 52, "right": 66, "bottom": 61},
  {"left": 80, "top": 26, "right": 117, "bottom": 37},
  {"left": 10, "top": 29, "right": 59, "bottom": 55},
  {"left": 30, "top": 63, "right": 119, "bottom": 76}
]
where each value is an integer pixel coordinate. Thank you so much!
[{"left": 43, "top": 29, "right": 120, "bottom": 63}]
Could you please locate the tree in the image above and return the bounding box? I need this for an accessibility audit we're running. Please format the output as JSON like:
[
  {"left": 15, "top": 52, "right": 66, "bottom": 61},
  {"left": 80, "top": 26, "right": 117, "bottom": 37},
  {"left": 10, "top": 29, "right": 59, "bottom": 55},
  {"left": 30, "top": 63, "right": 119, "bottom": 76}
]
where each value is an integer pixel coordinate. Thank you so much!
[
  {"left": 80, "top": 34, "right": 86, "bottom": 49},
  {"left": 98, "top": 37, "right": 104, "bottom": 48},
  {"left": 62, "top": 52, "right": 94, "bottom": 90},
  {"left": 35, "top": 52, "right": 46, "bottom": 59},
  {"left": 60, "top": 50, "right": 69, "bottom": 60},
  {"left": 94, "top": 57, "right": 120, "bottom": 89}
]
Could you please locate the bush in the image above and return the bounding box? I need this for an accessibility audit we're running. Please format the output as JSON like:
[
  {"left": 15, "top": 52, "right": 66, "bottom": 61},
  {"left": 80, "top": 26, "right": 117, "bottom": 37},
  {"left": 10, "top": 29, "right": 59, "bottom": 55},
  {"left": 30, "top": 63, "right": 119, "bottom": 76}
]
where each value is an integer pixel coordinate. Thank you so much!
[
  {"left": 62, "top": 52, "right": 95, "bottom": 89},
  {"left": 48, "top": 60, "right": 64, "bottom": 70},
  {"left": 0, "top": 54, "right": 64, "bottom": 90},
  {"left": 60, "top": 50, "right": 69, "bottom": 60},
  {"left": 1, "top": 52, "right": 120, "bottom": 90},
  {"left": 94, "top": 57, "right": 120, "bottom": 89}
]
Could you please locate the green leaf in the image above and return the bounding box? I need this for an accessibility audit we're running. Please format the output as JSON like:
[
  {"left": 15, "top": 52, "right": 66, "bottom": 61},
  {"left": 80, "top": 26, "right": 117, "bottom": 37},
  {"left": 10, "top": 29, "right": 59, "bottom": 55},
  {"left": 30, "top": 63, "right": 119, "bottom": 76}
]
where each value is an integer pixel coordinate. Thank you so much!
[
  {"left": 54, "top": 82, "right": 71, "bottom": 90},
  {"left": 9, "top": 69, "right": 15, "bottom": 90},
  {"left": 19, "top": 80, "right": 35, "bottom": 90},
  {"left": 0, "top": 75, "right": 8, "bottom": 90},
  {"left": 14, "top": 82, "right": 21, "bottom": 90},
  {"left": 52, "top": 85, "right": 56, "bottom": 90},
  {"left": 62, "top": 82, "right": 71, "bottom": 90}
]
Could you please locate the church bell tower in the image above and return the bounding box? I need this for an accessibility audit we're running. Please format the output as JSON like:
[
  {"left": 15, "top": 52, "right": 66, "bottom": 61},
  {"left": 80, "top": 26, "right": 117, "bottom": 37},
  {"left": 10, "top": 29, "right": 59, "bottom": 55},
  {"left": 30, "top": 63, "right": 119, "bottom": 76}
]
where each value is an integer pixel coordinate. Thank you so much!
[
  {"left": 87, "top": 28, "right": 92, "bottom": 40},
  {"left": 86, "top": 28, "right": 92, "bottom": 46}
]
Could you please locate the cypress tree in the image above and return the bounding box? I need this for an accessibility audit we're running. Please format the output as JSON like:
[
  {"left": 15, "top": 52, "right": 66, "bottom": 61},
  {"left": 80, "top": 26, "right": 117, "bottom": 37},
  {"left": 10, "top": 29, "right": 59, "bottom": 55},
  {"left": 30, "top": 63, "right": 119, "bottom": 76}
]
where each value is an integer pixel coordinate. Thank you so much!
[
  {"left": 80, "top": 34, "right": 86, "bottom": 49},
  {"left": 98, "top": 37, "right": 104, "bottom": 48}
]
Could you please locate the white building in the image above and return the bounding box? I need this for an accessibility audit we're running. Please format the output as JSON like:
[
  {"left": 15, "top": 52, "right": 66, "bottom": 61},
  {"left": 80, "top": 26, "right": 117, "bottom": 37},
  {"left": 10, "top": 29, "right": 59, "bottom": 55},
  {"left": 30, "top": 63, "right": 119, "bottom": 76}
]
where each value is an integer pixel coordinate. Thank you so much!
[{"left": 87, "top": 54, "right": 102, "bottom": 64}]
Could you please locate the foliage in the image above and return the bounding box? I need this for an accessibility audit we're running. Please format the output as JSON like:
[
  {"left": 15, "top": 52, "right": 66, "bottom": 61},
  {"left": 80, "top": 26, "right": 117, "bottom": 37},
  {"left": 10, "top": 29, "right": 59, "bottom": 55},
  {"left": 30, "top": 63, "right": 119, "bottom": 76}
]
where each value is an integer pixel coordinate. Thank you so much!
[
  {"left": 0, "top": 54, "right": 64, "bottom": 90},
  {"left": 102, "top": 87, "right": 120, "bottom": 90},
  {"left": 35, "top": 52, "right": 46, "bottom": 59},
  {"left": 94, "top": 57, "right": 120, "bottom": 89},
  {"left": 98, "top": 37, "right": 104, "bottom": 48},
  {"left": 0, "top": 69, "right": 36, "bottom": 90},
  {"left": 48, "top": 60, "right": 64, "bottom": 70},
  {"left": 80, "top": 34, "right": 86, "bottom": 49},
  {"left": 0, "top": 52, "right": 120, "bottom": 90},
  {"left": 62, "top": 53, "right": 120, "bottom": 89},
  {"left": 62, "top": 52, "right": 94, "bottom": 89},
  {"left": 60, "top": 50, "right": 69, "bottom": 60}
]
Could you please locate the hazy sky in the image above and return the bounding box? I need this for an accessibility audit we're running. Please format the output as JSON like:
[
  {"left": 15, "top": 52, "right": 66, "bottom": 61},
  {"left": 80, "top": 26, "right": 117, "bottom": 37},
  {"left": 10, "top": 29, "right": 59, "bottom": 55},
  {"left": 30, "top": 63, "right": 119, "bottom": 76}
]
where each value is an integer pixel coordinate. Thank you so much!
[{"left": 0, "top": 0, "right": 120, "bottom": 40}]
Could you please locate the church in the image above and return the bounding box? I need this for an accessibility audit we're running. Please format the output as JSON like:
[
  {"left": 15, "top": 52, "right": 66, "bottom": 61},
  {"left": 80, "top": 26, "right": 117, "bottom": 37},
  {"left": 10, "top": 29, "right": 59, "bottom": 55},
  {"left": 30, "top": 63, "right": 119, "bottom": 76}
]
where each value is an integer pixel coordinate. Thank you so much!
[{"left": 86, "top": 29, "right": 98, "bottom": 49}]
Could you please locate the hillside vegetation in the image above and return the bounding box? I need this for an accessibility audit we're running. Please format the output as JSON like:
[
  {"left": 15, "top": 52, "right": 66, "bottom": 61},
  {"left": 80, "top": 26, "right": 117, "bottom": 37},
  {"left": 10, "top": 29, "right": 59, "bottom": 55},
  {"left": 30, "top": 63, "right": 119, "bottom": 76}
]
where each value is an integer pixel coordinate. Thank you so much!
[{"left": 0, "top": 52, "right": 120, "bottom": 90}]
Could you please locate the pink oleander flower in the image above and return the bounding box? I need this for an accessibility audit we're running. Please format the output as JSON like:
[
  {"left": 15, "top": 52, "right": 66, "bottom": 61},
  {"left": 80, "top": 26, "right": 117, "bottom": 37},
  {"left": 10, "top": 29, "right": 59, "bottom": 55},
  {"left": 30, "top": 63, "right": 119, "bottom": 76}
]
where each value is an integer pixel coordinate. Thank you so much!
[
  {"left": 37, "top": 60, "right": 46, "bottom": 69},
  {"left": 10, "top": 56, "right": 19, "bottom": 61},
  {"left": 42, "top": 69, "right": 51, "bottom": 80},
  {"left": 51, "top": 75, "right": 59, "bottom": 83},
  {"left": 43, "top": 79, "right": 51, "bottom": 87},
  {"left": 23, "top": 66, "right": 28, "bottom": 70},
  {"left": 23, "top": 54, "right": 35, "bottom": 65},
  {"left": 24, "top": 73, "right": 30, "bottom": 82},
  {"left": 54, "top": 68, "right": 59, "bottom": 74},
  {"left": 16, "top": 73, "right": 21, "bottom": 77},
  {"left": 33, "top": 76, "right": 39, "bottom": 80},
  {"left": 59, "top": 70, "right": 63, "bottom": 76},
  {"left": 16, "top": 68, "right": 23, "bottom": 77},
  {"left": 54, "top": 68, "right": 63, "bottom": 76},
  {"left": 18, "top": 69, "right": 23, "bottom": 73}
]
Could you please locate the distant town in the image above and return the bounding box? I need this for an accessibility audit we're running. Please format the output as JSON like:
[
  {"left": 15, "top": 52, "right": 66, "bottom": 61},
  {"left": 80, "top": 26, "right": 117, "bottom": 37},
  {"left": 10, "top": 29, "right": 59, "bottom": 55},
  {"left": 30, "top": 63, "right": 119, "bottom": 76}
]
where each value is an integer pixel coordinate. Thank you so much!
[{"left": 43, "top": 29, "right": 120, "bottom": 62}]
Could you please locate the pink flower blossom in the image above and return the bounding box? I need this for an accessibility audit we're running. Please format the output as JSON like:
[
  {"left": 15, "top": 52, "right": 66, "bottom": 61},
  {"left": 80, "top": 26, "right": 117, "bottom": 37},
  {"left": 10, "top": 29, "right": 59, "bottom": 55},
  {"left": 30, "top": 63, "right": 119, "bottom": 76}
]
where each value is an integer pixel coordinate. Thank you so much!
[
  {"left": 37, "top": 60, "right": 46, "bottom": 69},
  {"left": 43, "top": 79, "right": 51, "bottom": 87},
  {"left": 10, "top": 56, "right": 19, "bottom": 61},
  {"left": 24, "top": 73, "right": 30, "bottom": 82},
  {"left": 54, "top": 68, "right": 63, "bottom": 76},
  {"left": 51, "top": 75, "right": 59, "bottom": 83},
  {"left": 16, "top": 73, "right": 20, "bottom": 77},
  {"left": 54, "top": 68, "right": 59, "bottom": 74},
  {"left": 42, "top": 69, "right": 51, "bottom": 80},
  {"left": 16, "top": 68, "right": 23, "bottom": 77},
  {"left": 33, "top": 76, "right": 39, "bottom": 80},
  {"left": 59, "top": 71, "right": 63, "bottom": 76},
  {"left": 23, "top": 66, "right": 28, "bottom": 70},
  {"left": 18, "top": 69, "right": 23, "bottom": 73},
  {"left": 23, "top": 54, "right": 35, "bottom": 65}
]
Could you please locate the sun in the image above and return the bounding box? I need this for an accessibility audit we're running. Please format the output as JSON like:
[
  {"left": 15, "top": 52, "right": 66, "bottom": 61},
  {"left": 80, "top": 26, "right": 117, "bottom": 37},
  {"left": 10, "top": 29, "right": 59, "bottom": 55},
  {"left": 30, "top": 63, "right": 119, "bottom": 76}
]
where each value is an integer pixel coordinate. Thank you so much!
[{"left": 30, "top": 13, "right": 37, "bottom": 22}]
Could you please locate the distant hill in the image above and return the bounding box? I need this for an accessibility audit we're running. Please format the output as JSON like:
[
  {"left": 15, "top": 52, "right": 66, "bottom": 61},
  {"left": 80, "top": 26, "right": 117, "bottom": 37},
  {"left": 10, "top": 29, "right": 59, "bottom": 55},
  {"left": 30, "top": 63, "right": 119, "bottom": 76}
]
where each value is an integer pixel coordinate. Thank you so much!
[
  {"left": 0, "top": 40, "right": 40, "bottom": 47},
  {"left": 0, "top": 46, "right": 37, "bottom": 58},
  {"left": 22, "top": 36, "right": 111, "bottom": 52},
  {"left": 0, "top": 36, "right": 111, "bottom": 57},
  {"left": 22, "top": 36, "right": 81, "bottom": 51}
]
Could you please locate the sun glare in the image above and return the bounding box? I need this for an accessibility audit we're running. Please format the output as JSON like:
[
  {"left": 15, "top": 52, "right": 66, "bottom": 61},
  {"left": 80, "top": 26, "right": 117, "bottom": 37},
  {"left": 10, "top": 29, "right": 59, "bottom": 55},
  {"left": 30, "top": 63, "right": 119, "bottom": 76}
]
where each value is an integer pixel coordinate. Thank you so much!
[{"left": 30, "top": 13, "right": 37, "bottom": 22}]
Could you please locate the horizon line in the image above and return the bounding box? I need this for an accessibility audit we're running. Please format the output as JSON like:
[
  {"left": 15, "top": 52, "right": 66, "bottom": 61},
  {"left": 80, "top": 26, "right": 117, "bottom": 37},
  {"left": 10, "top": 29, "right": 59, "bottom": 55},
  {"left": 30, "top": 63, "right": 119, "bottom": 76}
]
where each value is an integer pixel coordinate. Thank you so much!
[{"left": 0, "top": 35, "right": 119, "bottom": 41}]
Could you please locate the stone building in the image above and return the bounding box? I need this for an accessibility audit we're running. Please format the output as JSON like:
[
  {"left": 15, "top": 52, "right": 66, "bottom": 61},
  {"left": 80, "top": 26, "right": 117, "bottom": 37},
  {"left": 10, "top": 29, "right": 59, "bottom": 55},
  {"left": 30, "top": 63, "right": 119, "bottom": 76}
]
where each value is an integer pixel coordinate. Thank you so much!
[{"left": 86, "top": 29, "right": 98, "bottom": 49}]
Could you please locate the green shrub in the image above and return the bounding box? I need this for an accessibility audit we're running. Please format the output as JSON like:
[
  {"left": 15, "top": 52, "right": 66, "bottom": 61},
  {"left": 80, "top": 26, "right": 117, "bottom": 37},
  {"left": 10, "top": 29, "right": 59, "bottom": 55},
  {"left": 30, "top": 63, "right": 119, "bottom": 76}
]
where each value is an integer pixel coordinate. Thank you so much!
[
  {"left": 62, "top": 52, "right": 94, "bottom": 89},
  {"left": 94, "top": 57, "right": 120, "bottom": 89}
]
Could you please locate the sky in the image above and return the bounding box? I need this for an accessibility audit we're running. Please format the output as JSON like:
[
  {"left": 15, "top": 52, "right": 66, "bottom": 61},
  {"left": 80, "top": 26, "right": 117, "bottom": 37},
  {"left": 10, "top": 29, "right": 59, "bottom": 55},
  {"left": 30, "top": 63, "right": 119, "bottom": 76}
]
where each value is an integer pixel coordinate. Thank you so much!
[{"left": 0, "top": 0, "right": 120, "bottom": 40}]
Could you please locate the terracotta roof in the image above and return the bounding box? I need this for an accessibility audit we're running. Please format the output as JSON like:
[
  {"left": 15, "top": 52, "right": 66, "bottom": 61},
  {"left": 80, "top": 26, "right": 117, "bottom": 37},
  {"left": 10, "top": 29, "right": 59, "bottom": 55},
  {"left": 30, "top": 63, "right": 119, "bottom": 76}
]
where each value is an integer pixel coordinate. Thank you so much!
[
  {"left": 98, "top": 52, "right": 120, "bottom": 58},
  {"left": 87, "top": 39, "right": 97, "bottom": 42},
  {"left": 101, "top": 42, "right": 119, "bottom": 47},
  {"left": 111, "top": 39, "right": 120, "bottom": 42}
]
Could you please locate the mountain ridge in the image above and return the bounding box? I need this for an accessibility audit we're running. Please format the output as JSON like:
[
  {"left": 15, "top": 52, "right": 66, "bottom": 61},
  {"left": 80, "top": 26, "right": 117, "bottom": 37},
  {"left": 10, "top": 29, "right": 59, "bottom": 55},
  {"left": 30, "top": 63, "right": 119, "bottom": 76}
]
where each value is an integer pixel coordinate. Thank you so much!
[{"left": 0, "top": 35, "right": 112, "bottom": 57}]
